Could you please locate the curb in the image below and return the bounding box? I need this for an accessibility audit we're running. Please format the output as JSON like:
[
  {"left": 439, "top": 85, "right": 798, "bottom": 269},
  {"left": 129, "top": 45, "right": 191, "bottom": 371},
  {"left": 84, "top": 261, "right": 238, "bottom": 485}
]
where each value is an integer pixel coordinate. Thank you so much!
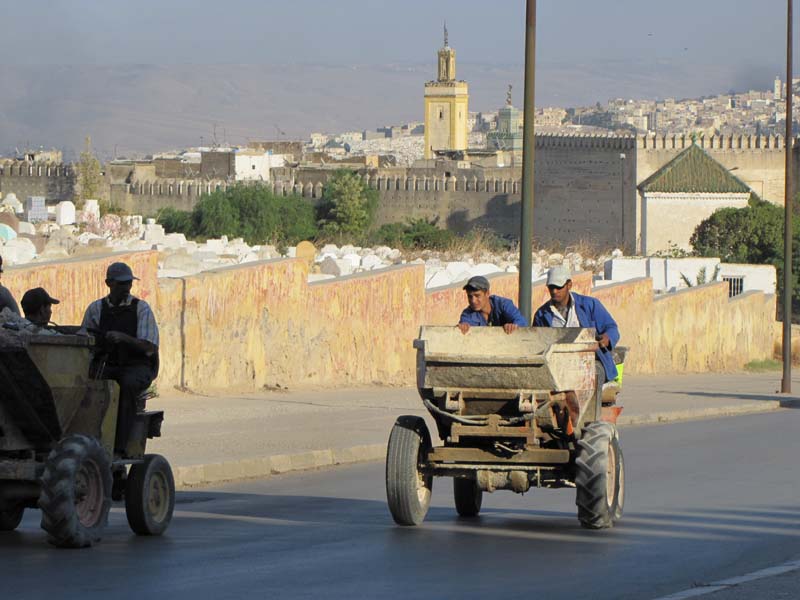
[
  {"left": 174, "top": 444, "right": 386, "bottom": 490},
  {"left": 617, "top": 400, "right": 786, "bottom": 426},
  {"left": 172, "top": 401, "right": 795, "bottom": 490}
]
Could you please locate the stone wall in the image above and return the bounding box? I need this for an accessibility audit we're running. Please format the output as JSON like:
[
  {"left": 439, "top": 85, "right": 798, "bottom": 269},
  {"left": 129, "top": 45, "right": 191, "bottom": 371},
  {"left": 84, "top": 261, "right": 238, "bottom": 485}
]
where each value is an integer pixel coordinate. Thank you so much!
[
  {"left": 3, "top": 253, "right": 777, "bottom": 394},
  {"left": 0, "top": 163, "right": 75, "bottom": 203},
  {"left": 2, "top": 252, "right": 159, "bottom": 325},
  {"left": 592, "top": 277, "right": 776, "bottom": 374}
]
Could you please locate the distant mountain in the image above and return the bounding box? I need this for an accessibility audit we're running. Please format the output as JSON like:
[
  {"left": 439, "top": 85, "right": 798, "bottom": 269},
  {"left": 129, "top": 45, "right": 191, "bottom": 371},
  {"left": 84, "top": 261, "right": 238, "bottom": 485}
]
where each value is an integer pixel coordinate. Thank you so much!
[{"left": 0, "top": 61, "right": 775, "bottom": 160}]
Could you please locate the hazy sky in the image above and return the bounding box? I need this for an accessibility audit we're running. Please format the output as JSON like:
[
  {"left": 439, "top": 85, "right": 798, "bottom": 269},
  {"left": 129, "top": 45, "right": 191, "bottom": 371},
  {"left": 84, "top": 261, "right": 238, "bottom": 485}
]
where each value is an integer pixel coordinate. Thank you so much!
[
  {"left": 0, "top": 0, "right": 795, "bottom": 70},
  {"left": 1, "top": 0, "right": 798, "bottom": 155}
]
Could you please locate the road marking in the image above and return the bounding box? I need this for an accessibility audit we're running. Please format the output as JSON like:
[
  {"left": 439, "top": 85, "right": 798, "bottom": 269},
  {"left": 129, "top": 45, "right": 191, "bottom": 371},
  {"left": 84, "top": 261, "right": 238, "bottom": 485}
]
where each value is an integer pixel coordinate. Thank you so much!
[{"left": 651, "top": 558, "right": 800, "bottom": 600}]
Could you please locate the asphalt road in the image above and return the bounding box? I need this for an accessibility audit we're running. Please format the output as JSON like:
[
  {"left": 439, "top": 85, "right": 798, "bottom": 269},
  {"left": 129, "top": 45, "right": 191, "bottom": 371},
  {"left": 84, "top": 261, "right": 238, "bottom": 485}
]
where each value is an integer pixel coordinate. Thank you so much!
[{"left": 2, "top": 409, "right": 800, "bottom": 600}]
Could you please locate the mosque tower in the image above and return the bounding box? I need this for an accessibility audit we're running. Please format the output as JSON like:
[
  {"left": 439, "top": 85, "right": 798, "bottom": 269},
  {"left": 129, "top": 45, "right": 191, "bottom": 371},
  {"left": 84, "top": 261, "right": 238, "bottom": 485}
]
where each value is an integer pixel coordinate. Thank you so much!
[{"left": 423, "top": 23, "right": 469, "bottom": 159}]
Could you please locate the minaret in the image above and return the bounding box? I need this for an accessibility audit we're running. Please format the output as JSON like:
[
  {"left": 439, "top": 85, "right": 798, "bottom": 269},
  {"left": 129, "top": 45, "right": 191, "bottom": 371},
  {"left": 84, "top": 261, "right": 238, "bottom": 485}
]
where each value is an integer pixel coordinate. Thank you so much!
[{"left": 424, "top": 24, "right": 469, "bottom": 159}]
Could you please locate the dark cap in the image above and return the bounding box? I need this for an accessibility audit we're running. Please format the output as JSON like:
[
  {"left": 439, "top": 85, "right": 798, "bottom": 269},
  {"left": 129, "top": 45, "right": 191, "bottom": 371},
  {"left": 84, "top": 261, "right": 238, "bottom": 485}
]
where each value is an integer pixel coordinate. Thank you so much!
[
  {"left": 21, "top": 287, "right": 60, "bottom": 314},
  {"left": 106, "top": 262, "right": 139, "bottom": 282},
  {"left": 463, "top": 275, "right": 490, "bottom": 291}
]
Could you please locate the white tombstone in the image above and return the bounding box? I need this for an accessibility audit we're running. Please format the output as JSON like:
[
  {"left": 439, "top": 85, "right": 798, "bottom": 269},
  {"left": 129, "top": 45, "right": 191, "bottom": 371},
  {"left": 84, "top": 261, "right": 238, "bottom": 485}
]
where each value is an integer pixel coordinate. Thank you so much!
[
  {"left": 360, "top": 254, "right": 384, "bottom": 270},
  {"left": 284, "top": 246, "right": 297, "bottom": 258},
  {"left": 2, "top": 193, "right": 23, "bottom": 214},
  {"left": 16, "top": 221, "right": 36, "bottom": 235},
  {"left": 319, "top": 256, "right": 353, "bottom": 277},
  {"left": 54, "top": 201, "right": 76, "bottom": 225},
  {"left": 341, "top": 253, "right": 362, "bottom": 270},
  {"left": 144, "top": 223, "right": 166, "bottom": 245},
  {"left": 426, "top": 270, "right": 453, "bottom": 289},
  {"left": 3, "top": 237, "right": 37, "bottom": 264},
  {"left": 84, "top": 199, "right": 100, "bottom": 220},
  {"left": 162, "top": 233, "right": 187, "bottom": 250},
  {"left": 445, "top": 261, "right": 472, "bottom": 279},
  {"left": 203, "top": 238, "right": 226, "bottom": 254},
  {"left": 471, "top": 263, "right": 502, "bottom": 277}
]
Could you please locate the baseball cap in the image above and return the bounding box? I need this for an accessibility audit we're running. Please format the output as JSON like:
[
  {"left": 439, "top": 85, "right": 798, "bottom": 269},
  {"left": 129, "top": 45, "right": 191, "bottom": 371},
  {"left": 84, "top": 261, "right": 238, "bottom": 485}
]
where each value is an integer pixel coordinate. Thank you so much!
[
  {"left": 463, "top": 275, "right": 490, "bottom": 291},
  {"left": 547, "top": 265, "right": 572, "bottom": 288},
  {"left": 106, "top": 262, "right": 139, "bottom": 282},
  {"left": 21, "top": 287, "right": 60, "bottom": 314}
]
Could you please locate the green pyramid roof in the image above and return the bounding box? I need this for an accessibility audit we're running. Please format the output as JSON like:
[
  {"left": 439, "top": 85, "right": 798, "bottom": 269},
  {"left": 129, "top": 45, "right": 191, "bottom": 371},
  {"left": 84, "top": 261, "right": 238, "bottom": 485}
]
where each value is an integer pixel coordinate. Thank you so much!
[{"left": 638, "top": 143, "right": 751, "bottom": 194}]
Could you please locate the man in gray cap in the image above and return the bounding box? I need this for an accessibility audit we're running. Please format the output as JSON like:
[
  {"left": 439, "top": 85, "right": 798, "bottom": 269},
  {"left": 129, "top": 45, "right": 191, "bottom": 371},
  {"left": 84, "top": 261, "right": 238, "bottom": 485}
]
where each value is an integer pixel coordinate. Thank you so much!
[
  {"left": 81, "top": 261, "right": 159, "bottom": 455},
  {"left": 458, "top": 275, "right": 528, "bottom": 334},
  {"left": 533, "top": 265, "right": 619, "bottom": 383}
]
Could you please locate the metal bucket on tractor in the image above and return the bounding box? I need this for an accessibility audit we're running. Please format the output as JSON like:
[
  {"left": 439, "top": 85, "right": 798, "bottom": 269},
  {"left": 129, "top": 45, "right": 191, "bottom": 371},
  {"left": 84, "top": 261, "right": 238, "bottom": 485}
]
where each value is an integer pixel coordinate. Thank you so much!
[{"left": 386, "top": 326, "right": 626, "bottom": 529}]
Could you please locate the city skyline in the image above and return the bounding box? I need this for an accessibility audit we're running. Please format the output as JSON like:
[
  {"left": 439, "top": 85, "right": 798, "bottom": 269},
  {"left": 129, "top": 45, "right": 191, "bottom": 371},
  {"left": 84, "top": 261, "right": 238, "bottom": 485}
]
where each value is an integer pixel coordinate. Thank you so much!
[{"left": 0, "top": 1, "right": 797, "bottom": 156}]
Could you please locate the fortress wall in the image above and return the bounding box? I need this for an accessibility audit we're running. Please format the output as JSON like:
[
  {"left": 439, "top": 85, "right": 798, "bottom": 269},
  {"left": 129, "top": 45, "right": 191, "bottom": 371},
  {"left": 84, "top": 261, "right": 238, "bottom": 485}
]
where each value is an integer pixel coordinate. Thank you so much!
[
  {"left": 294, "top": 136, "right": 638, "bottom": 252},
  {"left": 0, "top": 164, "right": 75, "bottom": 203}
]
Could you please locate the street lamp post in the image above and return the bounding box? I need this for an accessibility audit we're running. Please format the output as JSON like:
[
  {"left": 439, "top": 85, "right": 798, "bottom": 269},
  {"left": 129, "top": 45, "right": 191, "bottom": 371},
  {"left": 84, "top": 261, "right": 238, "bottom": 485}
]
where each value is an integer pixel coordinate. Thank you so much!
[
  {"left": 620, "top": 153, "right": 626, "bottom": 249},
  {"left": 782, "top": 0, "right": 793, "bottom": 393},
  {"left": 519, "top": 0, "right": 537, "bottom": 321}
]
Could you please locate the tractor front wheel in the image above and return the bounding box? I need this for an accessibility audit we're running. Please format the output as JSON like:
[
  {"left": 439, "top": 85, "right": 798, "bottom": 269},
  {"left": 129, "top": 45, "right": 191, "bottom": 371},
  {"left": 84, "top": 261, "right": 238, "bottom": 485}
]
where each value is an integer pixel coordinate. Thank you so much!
[
  {"left": 125, "top": 454, "right": 175, "bottom": 536},
  {"left": 386, "top": 416, "right": 433, "bottom": 526},
  {"left": 575, "top": 422, "right": 625, "bottom": 529}
]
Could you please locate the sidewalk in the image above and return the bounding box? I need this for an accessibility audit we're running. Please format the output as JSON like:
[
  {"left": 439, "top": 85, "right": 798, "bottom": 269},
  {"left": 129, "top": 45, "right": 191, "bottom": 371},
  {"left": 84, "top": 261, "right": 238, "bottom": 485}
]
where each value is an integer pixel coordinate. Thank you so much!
[{"left": 146, "top": 372, "right": 800, "bottom": 488}]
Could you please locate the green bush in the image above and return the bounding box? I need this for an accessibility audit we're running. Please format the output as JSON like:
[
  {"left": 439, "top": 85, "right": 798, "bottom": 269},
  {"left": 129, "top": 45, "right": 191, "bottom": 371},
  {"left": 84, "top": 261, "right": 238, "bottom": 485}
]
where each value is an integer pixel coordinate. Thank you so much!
[
  {"left": 154, "top": 184, "right": 318, "bottom": 245},
  {"left": 157, "top": 206, "right": 193, "bottom": 235}
]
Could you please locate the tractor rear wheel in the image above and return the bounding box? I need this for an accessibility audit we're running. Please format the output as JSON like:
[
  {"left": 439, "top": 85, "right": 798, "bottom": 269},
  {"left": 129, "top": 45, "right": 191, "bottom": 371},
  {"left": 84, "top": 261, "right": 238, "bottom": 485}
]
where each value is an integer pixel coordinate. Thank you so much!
[
  {"left": 125, "top": 454, "right": 175, "bottom": 536},
  {"left": 0, "top": 505, "right": 24, "bottom": 531},
  {"left": 386, "top": 416, "right": 432, "bottom": 526},
  {"left": 39, "top": 435, "right": 112, "bottom": 548},
  {"left": 575, "top": 422, "right": 624, "bottom": 529},
  {"left": 453, "top": 478, "right": 482, "bottom": 518}
]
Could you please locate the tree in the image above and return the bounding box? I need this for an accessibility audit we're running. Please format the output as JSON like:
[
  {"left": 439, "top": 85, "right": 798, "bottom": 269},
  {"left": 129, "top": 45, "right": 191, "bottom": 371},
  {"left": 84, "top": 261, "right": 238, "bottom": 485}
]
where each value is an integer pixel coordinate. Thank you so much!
[
  {"left": 160, "top": 184, "right": 318, "bottom": 245},
  {"left": 75, "top": 136, "right": 103, "bottom": 206},
  {"left": 317, "top": 169, "right": 378, "bottom": 238},
  {"left": 690, "top": 194, "right": 800, "bottom": 314}
]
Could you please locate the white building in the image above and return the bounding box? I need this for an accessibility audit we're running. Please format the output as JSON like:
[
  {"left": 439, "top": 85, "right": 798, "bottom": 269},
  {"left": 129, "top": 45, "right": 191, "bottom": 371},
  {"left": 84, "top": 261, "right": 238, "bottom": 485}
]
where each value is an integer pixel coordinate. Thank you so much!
[
  {"left": 638, "top": 143, "right": 751, "bottom": 255},
  {"left": 233, "top": 149, "right": 286, "bottom": 182}
]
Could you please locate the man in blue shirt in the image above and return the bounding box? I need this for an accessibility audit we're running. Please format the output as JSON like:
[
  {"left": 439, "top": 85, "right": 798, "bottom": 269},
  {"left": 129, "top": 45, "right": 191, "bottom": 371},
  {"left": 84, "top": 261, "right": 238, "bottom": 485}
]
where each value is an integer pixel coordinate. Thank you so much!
[
  {"left": 533, "top": 266, "right": 620, "bottom": 382},
  {"left": 458, "top": 275, "right": 528, "bottom": 334}
]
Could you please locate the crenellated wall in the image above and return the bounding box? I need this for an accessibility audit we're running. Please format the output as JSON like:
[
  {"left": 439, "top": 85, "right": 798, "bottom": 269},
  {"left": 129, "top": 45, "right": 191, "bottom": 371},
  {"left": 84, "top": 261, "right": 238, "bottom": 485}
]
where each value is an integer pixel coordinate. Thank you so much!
[
  {"left": 1, "top": 252, "right": 778, "bottom": 393},
  {"left": 0, "top": 162, "right": 75, "bottom": 203}
]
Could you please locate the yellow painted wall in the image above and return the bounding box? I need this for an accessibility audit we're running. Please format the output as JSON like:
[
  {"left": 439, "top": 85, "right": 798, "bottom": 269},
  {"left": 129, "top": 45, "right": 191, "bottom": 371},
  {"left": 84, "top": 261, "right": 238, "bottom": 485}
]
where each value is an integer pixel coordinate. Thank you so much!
[
  {"left": 2, "top": 252, "right": 159, "bottom": 325},
  {"left": 593, "top": 278, "right": 776, "bottom": 373},
  {"left": 5, "top": 253, "right": 778, "bottom": 393}
]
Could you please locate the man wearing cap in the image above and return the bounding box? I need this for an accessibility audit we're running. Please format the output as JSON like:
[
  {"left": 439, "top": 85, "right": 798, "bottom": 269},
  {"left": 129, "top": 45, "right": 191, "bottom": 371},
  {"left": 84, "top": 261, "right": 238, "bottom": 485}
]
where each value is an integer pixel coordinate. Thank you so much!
[
  {"left": 21, "top": 287, "right": 60, "bottom": 327},
  {"left": 533, "top": 265, "right": 620, "bottom": 383},
  {"left": 0, "top": 255, "right": 20, "bottom": 316},
  {"left": 458, "top": 275, "right": 528, "bottom": 334},
  {"left": 81, "top": 261, "right": 159, "bottom": 454}
]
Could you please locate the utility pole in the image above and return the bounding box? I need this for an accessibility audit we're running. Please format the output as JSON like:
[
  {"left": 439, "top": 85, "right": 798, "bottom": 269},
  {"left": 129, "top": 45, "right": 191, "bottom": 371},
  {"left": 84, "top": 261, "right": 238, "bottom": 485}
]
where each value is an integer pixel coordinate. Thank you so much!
[
  {"left": 519, "top": 0, "right": 536, "bottom": 321},
  {"left": 782, "top": 0, "right": 793, "bottom": 393}
]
